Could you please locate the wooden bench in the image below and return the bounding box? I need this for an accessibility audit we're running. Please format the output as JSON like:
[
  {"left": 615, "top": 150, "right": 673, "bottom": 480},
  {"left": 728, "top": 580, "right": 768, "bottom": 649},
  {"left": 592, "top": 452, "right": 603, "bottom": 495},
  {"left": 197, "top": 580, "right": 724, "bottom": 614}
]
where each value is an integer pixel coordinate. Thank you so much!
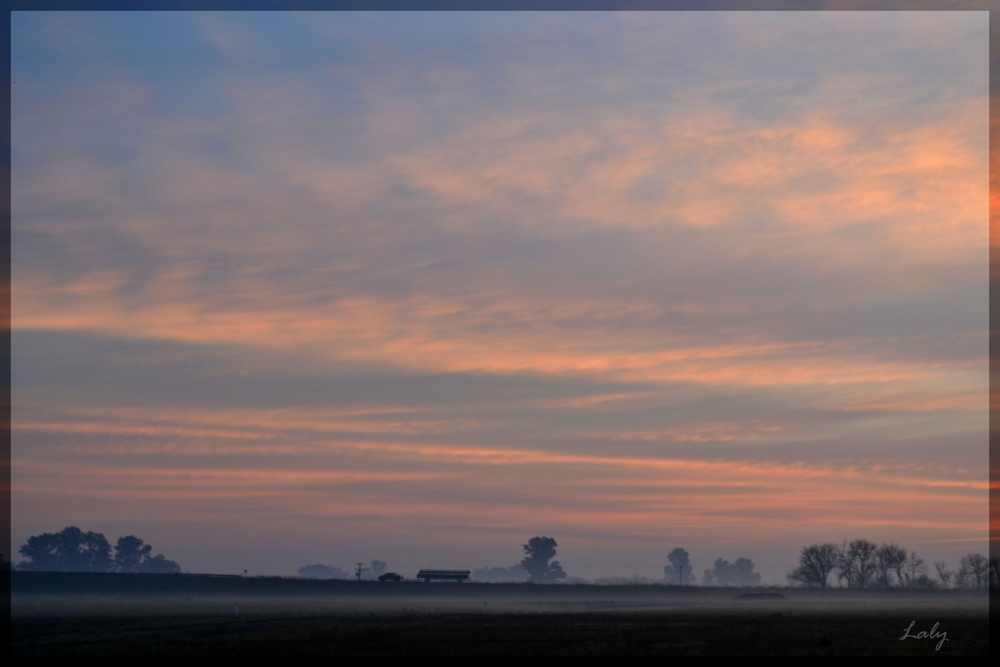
[{"left": 416, "top": 569, "right": 470, "bottom": 582}]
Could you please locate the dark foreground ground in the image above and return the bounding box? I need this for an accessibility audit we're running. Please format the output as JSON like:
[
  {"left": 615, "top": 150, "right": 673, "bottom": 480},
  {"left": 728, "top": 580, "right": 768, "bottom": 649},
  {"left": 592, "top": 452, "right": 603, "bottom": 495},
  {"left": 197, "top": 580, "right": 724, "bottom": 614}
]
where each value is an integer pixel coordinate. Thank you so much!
[
  {"left": 11, "top": 612, "right": 989, "bottom": 655},
  {"left": 10, "top": 573, "right": 992, "bottom": 655}
]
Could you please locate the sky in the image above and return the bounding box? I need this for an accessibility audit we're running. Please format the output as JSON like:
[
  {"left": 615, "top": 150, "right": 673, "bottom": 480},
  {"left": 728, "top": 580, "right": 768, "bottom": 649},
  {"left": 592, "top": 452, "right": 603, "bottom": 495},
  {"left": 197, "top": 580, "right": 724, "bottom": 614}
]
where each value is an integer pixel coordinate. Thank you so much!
[{"left": 10, "top": 11, "right": 989, "bottom": 582}]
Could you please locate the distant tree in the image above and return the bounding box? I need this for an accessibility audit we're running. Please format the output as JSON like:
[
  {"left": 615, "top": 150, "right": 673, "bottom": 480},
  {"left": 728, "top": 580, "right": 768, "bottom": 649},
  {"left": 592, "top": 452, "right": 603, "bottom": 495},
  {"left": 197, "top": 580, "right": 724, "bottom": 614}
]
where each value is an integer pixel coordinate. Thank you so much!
[
  {"left": 369, "top": 560, "right": 387, "bottom": 577},
  {"left": 472, "top": 565, "right": 529, "bottom": 583},
  {"left": 113, "top": 535, "right": 181, "bottom": 574},
  {"left": 703, "top": 557, "right": 761, "bottom": 586},
  {"left": 18, "top": 533, "right": 60, "bottom": 571},
  {"left": 298, "top": 564, "right": 351, "bottom": 579},
  {"left": 933, "top": 561, "right": 952, "bottom": 589},
  {"left": 786, "top": 543, "right": 839, "bottom": 588},
  {"left": 901, "top": 552, "right": 926, "bottom": 588},
  {"left": 521, "top": 536, "right": 567, "bottom": 584},
  {"left": 139, "top": 554, "right": 182, "bottom": 574},
  {"left": 114, "top": 536, "right": 153, "bottom": 573},
  {"left": 836, "top": 539, "right": 877, "bottom": 589},
  {"left": 956, "top": 553, "right": 988, "bottom": 589},
  {"left": 874, "top": 543, "right": 907, "bottom": 588},
  {"left": 663, "top": 548, "right": 696, "bottom": 586},
  {"left": 18, "top": 527, "right": 113, "bottom": 572},
  {"left": 546, "top": 560, "right": 567, "bottom": 582}
]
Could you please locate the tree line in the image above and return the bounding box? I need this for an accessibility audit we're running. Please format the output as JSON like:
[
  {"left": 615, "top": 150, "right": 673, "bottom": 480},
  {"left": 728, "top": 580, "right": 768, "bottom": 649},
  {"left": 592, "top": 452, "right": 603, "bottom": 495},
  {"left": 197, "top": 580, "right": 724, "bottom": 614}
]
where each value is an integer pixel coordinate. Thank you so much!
[
  {"left": 300, "top": 536, "right": 570, "bottom": 584},
  {"left": 15, "top": 528, "right": 995, "bottom": 588},
  {"left": 297, "top": 540, "right": 764, "bottom": 586},
  {"left": 16, "top": 526, "right": 182, "bottom": 574},
  {"left": 786, "top": 539, "right": 993, "bottom": 589},
  {"left": 662, "top": 547, "right": 762, "bottom": 586},
  {"left": 470, "top": 536, "right": 568, "bottom": 583}
]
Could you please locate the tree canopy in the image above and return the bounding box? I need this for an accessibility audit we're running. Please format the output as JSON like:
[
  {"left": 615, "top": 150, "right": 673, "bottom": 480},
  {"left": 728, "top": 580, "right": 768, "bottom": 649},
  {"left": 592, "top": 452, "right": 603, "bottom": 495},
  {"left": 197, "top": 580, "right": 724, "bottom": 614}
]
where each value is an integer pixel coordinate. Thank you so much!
[
  {"left": 787, "top": 543, "right": 839, "bottom": 588},
  {"left": 703, "top": 557, "right": 761, "bottom": 586},
  {"left": 663, "top": 547, "right": 696, "bottom": 585},
  {"left": 520, "top": 536, "right": 567, "bottom": 584},
  {"left": 18, "top": 526, "right": 113, "bottom": 572},
  {"left": 18, "top": 527, "right": 180, "bottom": 573},
  {"left": 114, "top": 535, "right": 153, "bottom": 573}
]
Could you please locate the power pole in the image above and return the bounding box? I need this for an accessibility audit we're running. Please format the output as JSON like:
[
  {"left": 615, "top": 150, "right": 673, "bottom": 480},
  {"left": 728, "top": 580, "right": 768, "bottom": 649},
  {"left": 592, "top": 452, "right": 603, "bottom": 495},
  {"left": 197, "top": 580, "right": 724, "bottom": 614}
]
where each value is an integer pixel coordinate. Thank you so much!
[{"left": 355, "top": 562, "right": 364, "bottom": 581}]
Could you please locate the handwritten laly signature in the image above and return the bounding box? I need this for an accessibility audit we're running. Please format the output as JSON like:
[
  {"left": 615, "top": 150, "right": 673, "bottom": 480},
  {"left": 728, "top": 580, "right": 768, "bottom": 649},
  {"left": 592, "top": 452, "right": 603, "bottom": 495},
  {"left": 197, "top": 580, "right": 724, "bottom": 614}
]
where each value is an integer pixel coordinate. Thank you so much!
[{"left": 899, "top": 621, "right": 948, "bottom": 651}]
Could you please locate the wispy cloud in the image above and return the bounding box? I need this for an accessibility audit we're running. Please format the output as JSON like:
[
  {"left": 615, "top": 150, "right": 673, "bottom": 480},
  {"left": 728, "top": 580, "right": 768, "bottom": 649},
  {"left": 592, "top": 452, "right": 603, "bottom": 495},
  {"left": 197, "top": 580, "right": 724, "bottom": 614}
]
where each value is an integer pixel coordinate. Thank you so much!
[{"left": 10, "top": 11, "right": 987, "bottom": 576}]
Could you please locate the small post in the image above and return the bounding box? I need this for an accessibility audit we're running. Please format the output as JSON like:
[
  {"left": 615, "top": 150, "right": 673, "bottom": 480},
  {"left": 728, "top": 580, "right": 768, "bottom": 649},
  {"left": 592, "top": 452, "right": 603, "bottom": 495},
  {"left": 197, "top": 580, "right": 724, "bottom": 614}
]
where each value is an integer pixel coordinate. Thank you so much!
[
  {"left": 234, "top": 603, "right": 239, "bottom": 616},
  {"left": 356, "top": 562, "right": 365, "bottom": 581}
]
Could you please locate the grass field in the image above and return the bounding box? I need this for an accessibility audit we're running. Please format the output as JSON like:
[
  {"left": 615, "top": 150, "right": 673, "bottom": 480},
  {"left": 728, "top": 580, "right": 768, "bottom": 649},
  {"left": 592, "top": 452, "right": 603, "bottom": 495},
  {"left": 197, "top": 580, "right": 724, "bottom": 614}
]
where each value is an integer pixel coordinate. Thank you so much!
[
  {"left": 11, "top": 613, "right": 990, "bottom": 655},
  {"left": 10, "top": 573, "right": 991, "bottom": 655}
]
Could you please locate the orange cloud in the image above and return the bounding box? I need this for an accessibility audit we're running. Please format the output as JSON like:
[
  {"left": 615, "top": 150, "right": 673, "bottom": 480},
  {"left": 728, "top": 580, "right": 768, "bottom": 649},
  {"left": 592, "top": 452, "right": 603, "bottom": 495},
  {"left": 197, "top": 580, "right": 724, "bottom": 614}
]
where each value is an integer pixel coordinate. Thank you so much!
[
  {"left": 12, "top": 451, "right": 985, "bottom": 544},
  {"left": 12, "top": 275, "right": 976, "bottom": 395}
]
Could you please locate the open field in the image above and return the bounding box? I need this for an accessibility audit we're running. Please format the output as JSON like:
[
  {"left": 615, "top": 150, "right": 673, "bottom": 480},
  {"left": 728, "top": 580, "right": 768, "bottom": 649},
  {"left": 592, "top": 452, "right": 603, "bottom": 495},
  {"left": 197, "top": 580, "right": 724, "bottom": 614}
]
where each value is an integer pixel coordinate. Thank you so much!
[
  {"left": 11, "top": 613, "right": 991, "bottom": 656},
  {"left": 10, "top": 573, "right": 991, "bottom": 655}
]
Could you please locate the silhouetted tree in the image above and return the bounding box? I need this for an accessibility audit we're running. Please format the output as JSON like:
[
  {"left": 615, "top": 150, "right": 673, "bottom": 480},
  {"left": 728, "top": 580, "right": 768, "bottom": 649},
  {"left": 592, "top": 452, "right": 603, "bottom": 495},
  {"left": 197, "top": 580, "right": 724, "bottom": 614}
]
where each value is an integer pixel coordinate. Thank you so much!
[
  {"left": 113, "top": 535, "right": 181, "bottom": 573},
  {"left": 787, "top": 543, "right": 839, "bottom": 588},
  {"left": 955, "top": 553, "right": 988, "bottom": 589},
  {"left": 139, "top": 554, "right": 181, "bottom": 574},
  {"left": 933, "top": 561, "right": 952, "bottom": 588},
  {"left": 521, "top": 536, "right": 567, "bottom": 584},
  {"left": 114, "top": 536, "right": 153, "bottom": 573},
  {"left": 18, "top": 527, "right": 113, "bottom": 572},
  {"left": 663, "top": 548, "right": 696, "bottom": 586},
  {"left": 836, "top": 539, "right": 877, "bottom": 588},
  {"left": 901, "top": 552, "right": 927, "bottom": 588},
  {"left": 370, "top": 560, "right": 387, "bottom": 577},
  {"left": 874, "top": 543, "right": 907, "bottom": 588},
  {"left": 703, "top": 557, "right": 761, "bottom": 586}
]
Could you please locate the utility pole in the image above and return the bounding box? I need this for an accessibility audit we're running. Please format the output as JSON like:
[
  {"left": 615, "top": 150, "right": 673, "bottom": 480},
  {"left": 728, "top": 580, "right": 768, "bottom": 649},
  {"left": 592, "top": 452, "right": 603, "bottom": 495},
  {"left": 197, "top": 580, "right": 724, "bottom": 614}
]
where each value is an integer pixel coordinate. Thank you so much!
[{"left": 355, "top": 562, "right": 365, "bottom": 581}]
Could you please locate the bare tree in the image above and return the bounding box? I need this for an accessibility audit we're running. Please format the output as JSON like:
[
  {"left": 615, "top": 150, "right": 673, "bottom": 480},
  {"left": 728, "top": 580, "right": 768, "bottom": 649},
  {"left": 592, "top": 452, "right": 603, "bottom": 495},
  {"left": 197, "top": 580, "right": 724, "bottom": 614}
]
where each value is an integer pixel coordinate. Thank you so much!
[
  {"left": 933, "top": 561, "right": 952, "bottom": 589},
  {"left": 874, "top": 543, "right": 907, "bottom": 588},
  {"left": 901, "top": 552, "right": 927, "bottom": 588},
  {"left": 787, "top": 543, "right": 839, "bottom": 588},
  {"left": 956, "top": 553, "right": 988, "bottom": 589},
  {"left": 837, "top": 539, "right": 878, "bottom": 588}
]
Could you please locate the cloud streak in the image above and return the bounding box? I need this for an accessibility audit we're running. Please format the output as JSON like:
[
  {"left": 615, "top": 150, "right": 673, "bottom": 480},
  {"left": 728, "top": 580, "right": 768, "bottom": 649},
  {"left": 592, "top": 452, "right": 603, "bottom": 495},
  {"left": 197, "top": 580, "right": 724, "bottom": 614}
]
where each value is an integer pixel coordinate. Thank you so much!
[{"left": 10, "top": 11, "right": 988, "bottom": 577}]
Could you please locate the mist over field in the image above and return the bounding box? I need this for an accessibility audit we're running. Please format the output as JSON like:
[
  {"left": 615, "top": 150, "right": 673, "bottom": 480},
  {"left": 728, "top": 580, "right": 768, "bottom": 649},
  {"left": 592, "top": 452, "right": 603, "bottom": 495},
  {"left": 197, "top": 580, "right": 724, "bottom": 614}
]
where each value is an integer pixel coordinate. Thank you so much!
[
  {"left": 11, "top": 581, "right": 990, "bottom": 619},
  {"left": 10, "top": 571, "right": 990, "bottom": 655}
]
